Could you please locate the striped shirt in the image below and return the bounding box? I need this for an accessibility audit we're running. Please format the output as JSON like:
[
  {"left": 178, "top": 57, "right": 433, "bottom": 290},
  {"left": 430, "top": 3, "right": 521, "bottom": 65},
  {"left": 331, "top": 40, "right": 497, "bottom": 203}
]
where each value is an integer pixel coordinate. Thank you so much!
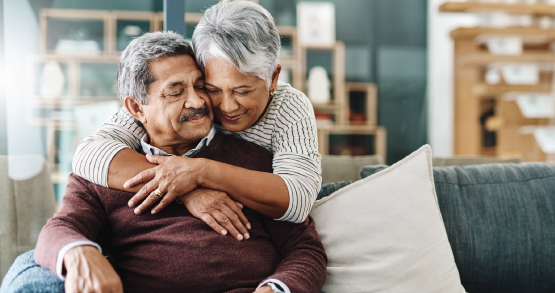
[{"left": 72, "top": 81, "right": 322, "bottom": 223}]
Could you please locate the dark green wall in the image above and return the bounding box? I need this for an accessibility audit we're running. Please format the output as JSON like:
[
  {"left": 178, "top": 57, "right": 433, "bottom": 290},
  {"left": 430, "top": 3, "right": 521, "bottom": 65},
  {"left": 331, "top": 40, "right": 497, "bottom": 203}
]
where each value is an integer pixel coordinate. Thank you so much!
[{"left": 261, "top": 0, "right": 428, "bottom": 164}]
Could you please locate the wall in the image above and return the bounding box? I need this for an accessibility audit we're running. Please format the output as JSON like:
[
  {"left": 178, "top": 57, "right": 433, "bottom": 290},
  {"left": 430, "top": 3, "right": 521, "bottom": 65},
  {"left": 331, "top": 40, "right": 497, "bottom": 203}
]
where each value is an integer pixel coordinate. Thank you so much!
[
  {"left": 427, "top": 0, "right": 477, "bottom": 156},
  {"left": 4, "top": 0, "right": 44, "bottom": 156}
]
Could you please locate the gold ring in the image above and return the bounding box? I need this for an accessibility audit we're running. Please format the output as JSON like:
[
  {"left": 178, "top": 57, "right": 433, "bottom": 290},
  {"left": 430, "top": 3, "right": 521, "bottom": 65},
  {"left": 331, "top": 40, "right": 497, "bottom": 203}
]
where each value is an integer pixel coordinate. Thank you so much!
[{"left": 154, "top": 188, "right": 163, "bottom": 198}]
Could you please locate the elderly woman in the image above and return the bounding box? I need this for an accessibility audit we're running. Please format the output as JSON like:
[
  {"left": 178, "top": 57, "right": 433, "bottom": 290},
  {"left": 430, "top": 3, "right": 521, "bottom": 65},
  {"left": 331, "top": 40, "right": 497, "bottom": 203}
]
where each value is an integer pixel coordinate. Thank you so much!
[{"left": 73, "top": 0, "right": 321, "bottom": 241}]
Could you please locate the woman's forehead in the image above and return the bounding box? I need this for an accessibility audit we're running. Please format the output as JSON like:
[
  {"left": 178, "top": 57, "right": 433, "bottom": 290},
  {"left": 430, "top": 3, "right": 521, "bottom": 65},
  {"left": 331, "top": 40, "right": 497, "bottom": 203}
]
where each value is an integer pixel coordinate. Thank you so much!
[{"left": 204, "top": 58, "right": 262, "bottom": 87}]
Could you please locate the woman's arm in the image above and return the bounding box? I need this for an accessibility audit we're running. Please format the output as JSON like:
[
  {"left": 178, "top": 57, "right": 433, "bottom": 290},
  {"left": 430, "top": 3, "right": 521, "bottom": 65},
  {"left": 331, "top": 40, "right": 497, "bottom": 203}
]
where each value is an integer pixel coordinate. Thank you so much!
[
  {"left": 73, "top": 107, "right": 149, "bottom": 189},
  {"left": 127, "top": 91, "right": 322, "bottom": 224},
  {"left": 107, "top": 148, "right": 155, "bottom": 192},
  {"left": 129, "top": 156, "right": 289, "bottom": 219}
]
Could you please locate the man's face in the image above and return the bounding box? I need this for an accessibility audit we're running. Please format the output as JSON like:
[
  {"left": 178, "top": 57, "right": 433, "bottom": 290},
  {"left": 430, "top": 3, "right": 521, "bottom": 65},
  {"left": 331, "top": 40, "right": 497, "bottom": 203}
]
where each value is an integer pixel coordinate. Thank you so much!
[{"left": 141, "top": 54, "right": 213, "bottom": 149}]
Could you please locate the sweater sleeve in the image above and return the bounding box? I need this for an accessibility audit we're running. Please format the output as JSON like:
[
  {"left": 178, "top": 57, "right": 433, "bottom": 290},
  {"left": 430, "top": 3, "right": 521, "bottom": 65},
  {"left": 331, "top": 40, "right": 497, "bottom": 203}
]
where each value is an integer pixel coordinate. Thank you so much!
[
  {"left": 34, "top": 175, "right": 107, "bottom": 274},
  {"left": 260, "top": 215, "right": 327, "bottom": 293},
  {"left": 272, "top": 90, "right": 322, "bottom": 223},
  {"left": 72, "top": 107, "right": 146, "bottom": 187}
]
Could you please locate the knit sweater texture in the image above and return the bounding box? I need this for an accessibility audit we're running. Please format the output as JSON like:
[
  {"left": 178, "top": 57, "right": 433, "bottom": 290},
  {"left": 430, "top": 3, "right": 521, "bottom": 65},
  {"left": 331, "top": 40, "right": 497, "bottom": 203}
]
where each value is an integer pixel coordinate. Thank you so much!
[{"left": 35, "top": 131, "right": 327, "bottom": 293}]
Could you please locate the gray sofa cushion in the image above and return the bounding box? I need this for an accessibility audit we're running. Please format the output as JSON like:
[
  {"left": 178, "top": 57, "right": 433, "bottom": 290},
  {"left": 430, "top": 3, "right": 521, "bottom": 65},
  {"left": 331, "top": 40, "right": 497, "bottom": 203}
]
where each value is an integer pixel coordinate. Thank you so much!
[
  {"left": 355, "top": 163, "right": 555, "bottom": 293},
  {"left": 0, "top": 156, "right": 56, "bottom": 281},
  {"left": 431, "top": 156, "right": 522, "bottom": 167}
]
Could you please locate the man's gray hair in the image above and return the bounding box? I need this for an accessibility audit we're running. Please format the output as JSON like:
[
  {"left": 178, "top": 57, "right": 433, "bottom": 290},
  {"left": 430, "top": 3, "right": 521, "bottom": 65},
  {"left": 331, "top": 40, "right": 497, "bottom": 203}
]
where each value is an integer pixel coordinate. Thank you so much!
[
  {"left": 192, "top": 0, "right": 281, "bottom": 89},
  {"left": 116, "top": 31, "right": 195, "bottom": 104}
]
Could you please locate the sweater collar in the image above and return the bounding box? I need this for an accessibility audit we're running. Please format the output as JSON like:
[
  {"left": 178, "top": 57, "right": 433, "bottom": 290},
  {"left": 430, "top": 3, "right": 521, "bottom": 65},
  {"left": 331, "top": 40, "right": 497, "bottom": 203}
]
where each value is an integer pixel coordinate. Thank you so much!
[{"left": 140, "top": 124, "right": 217, "bottom": 157}]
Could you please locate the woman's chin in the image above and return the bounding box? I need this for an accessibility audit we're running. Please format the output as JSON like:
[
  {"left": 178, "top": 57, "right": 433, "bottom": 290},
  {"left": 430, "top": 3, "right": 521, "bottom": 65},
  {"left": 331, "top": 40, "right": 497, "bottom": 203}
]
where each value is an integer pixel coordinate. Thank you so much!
[{"left": 221, "top": 121, "right": 248, "bottom": 132}]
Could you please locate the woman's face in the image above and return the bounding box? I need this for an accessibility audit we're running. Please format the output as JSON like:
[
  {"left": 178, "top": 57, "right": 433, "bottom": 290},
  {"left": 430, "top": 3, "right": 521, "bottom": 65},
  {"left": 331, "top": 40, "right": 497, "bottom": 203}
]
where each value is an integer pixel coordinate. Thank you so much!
[{"left": 204, "top": 58, "right": 279, "bottom": 132}]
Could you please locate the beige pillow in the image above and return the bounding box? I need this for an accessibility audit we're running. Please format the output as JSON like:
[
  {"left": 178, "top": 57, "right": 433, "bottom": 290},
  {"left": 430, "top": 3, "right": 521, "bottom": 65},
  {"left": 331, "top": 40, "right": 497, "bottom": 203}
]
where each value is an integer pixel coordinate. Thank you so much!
[{"left": 310, "top": 145, "right": 466, "bottom": 293}]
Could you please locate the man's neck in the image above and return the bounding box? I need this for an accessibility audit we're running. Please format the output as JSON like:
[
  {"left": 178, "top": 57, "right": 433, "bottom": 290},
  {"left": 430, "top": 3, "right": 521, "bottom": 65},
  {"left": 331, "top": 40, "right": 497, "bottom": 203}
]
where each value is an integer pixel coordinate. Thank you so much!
[{"left": 149, "top": 138, "right": 200, "bottom": 157}]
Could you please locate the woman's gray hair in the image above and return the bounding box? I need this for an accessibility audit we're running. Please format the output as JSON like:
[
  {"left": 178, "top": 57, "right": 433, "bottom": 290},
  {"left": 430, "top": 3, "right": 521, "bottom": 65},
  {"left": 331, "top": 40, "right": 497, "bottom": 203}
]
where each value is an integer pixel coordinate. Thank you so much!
[
  {"left": 192, "top": 0, "right": 281, "bottom": 89},
  {"left": 116, "top": 31, "right": 195, "bottom": 104}
]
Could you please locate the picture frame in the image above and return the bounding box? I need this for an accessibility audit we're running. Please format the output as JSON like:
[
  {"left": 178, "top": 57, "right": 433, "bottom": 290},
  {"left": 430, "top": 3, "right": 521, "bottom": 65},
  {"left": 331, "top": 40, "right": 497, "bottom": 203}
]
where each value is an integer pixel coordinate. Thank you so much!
[{"left": 296, "top": 2, "right": 336, "bottom": 47}]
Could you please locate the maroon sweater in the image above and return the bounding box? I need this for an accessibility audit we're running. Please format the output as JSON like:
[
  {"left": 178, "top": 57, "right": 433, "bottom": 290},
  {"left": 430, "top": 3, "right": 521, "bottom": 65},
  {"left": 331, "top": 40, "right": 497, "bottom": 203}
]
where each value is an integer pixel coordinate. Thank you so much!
[{"left": 35, "top": 131, "right": 327, "bottom": 293}]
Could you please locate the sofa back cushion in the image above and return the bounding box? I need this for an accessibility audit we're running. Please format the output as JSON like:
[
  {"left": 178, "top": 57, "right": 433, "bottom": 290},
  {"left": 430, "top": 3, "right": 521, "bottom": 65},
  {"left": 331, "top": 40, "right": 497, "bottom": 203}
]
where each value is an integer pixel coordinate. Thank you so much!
[
  {"left": 321, "top": 155, "right": 382, "bottom": 183},
  {"left": 359, "top": 163, "right": 555, "bottom": 293}
]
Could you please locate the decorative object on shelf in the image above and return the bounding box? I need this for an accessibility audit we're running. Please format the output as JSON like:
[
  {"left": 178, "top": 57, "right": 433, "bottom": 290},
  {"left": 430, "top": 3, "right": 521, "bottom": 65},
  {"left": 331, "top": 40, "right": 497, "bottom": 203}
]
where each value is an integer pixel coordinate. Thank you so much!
[
  {"left": 477, "top": 12, "right": 514, "bottom": 28},
  {"left": 40, "top": 61, "right": 65, "bottom": 100},
  {"left": 117, "top": 21, "right": 150, "bottom": 51},
  {"left": 307, "top": 66, "right": 331, "bottom": 104},
  {"left": 49, "top": 20, "right": 103, "bottom": 55},
  {"left": 485, "top": 36, "right": 523, "bottom": 55},
  {"left": 315, "top": 113, "right": 334, "bottom": 128},
  {"left": 512, "top": 93, "right": 555, "bottom": 118},
  {"left": 297, "top": 2, "right": 335, "bottom": 47},
  {"left": 55, "top": 39, "right": 101, "bottom": 55},
  {"left": 485, "top": 67, "right": 502, "bottom": 84},
  {"left": 533, "top": 126, "right": 555, "bottom": 154},
  {"left": 345, "top": 82, "right": 377, "bottom": 126},
  {"left": 500, "top": 64, "right": 539, "bottom": 84}
]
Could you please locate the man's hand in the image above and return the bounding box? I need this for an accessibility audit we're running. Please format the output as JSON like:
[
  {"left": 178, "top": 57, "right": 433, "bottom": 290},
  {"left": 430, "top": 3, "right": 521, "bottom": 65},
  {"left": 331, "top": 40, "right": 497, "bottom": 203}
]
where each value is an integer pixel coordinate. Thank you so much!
[
  {"left": 64, "top": 246, "right": 123, "bottom": 293},
  {"left": 253, "top": 285, "right": 274, "bottom": 293},
  {"left": 178, "top": 187, "right": 251, "bottom": 241},
  {"left": 125, "top": 155, "right": 201, "bottom": 215}
]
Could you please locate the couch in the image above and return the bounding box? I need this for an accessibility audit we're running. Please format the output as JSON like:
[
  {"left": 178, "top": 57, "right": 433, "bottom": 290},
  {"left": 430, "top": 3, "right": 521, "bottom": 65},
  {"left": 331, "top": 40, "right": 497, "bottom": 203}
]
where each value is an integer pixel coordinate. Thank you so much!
[
  {"left": 2, "top": 155, "right": 553, "bottom": 292},
  {"left": 0, "top": 156, "right": 57, "bottom": 281},
  {"left": 318, "top": 161, "right": 555, "bottom": 293}
]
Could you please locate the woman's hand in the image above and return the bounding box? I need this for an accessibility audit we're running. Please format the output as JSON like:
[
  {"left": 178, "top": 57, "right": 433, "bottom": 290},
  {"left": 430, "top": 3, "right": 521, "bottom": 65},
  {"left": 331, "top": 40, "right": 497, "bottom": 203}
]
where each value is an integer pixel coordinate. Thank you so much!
[
  {"left": 178, "top": 187, "right": 251, "bottom": 241},
  {"left": 125, "top": 155, "right": 202, "bottom": 215}
]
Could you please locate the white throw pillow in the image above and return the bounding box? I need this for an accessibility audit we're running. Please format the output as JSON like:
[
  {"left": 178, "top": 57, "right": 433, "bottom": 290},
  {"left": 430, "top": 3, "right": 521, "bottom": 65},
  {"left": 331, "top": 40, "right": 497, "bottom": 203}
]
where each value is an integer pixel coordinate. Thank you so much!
[{"left": 310, "top": 145, "right": 466, "bottom": 293}]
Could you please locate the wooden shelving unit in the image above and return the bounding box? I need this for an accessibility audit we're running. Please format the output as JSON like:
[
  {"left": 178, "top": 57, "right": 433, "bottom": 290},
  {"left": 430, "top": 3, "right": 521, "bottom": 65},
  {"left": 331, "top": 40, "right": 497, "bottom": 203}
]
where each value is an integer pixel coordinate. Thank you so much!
[
  {"left": 345, "top": 82, "right": 377, "bottom": 126},
  {"left": 442, "top": 2, "right": 555, "bottom": 161},
  {"left": 440, "top": 1, "right": 555, "bottom": 16},
  {"left": 37, "top": 7, "right": 387, "bottom": 183}
]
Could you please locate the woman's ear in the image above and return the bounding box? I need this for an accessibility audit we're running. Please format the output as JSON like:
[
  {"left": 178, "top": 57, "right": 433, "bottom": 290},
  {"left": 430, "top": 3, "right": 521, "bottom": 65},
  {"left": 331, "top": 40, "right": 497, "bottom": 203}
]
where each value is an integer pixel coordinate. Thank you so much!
[
  {"left": 123, "top": 96, "right": 147, "bottom": 124},
  {"left": 270, "top": 64, "right": 282, "bottom": 90}
]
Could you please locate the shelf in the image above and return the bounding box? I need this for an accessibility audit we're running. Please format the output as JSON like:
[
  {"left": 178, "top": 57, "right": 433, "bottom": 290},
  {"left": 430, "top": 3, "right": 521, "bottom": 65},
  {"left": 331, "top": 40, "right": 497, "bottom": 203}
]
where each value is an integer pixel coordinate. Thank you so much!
[
  {"left": 456, "top": 52, "right": 555, "bottom": 66},
  {"left": 439, "top": 1, "right": 555, "bottom": 16},
  {"left": 346, "top": 82, "right": 377, "bottom": 126},
  {"left": 317, "top": 125, "right": 387, "bottom": 163},
  {"left": 312, "top": 103, "right": 340, "bottom": 111},
  {"left": 450, "top": 26, "right": 555, "bottom": 40},
  {"left": 473, "top": 83, "right": 552, "bottom": 97}
]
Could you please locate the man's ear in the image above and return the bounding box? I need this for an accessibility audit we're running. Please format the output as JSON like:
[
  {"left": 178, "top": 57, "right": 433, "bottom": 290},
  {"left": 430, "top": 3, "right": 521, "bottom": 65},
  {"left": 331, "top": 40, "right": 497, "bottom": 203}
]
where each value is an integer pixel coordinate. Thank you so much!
[
  {"left": 270, "top": 64, "right": 282, "bottom": 91},
  {"left": 123, "top": 96, "right": 147, "bottom": 124}
]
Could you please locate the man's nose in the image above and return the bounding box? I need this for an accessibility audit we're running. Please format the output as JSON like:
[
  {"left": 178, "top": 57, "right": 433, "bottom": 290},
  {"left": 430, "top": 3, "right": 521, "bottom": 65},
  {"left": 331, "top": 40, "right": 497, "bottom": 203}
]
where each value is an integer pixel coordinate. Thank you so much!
[
  {"left": 220, "top": 93, "right": 239, "bottom": 113},
  {"left": 184, "top": 88, "right": 205, "bottom": 109}
]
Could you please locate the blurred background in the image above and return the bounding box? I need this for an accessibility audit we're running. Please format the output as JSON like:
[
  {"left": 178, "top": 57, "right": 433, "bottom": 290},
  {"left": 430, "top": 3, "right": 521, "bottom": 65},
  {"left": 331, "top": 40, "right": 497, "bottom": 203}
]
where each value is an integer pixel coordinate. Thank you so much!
[
  {"left": 0, "top": 0, "right": 430, "bottom": 203},
  {"left": 4, "top": 0, "right": 555, "bottom": 278}
]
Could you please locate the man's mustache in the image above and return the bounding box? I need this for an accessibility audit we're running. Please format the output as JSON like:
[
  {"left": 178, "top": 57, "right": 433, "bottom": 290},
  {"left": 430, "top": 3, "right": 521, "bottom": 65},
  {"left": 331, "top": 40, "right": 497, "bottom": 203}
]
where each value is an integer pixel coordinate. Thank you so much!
[{"left": 178, "top": 106, "right": 210, "bottom": 122}]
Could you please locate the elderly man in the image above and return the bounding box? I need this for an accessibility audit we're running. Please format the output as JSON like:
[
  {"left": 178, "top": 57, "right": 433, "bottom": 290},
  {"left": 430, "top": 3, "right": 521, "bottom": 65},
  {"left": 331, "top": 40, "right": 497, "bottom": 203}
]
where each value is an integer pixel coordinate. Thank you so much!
[{"left": 1, "top": 31, "right": 326, "bottom": 293}]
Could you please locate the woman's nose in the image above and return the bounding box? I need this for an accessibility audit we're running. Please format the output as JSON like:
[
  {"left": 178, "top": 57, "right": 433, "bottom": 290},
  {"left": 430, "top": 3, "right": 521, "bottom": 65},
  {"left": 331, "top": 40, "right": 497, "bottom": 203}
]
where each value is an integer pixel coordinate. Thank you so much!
[{"left": 219, "top": 93, "right": 239, "bottom": 113}]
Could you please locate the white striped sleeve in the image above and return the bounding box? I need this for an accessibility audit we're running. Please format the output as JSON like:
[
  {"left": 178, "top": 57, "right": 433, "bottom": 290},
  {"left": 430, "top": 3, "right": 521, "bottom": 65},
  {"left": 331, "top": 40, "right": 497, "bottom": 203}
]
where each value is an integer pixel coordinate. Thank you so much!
[
  {"left": 272, "top": 91, "right": 322, "bottom": 223},
  {"left": 72, "top": 107, "right": 146, "bottom": 187}
]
